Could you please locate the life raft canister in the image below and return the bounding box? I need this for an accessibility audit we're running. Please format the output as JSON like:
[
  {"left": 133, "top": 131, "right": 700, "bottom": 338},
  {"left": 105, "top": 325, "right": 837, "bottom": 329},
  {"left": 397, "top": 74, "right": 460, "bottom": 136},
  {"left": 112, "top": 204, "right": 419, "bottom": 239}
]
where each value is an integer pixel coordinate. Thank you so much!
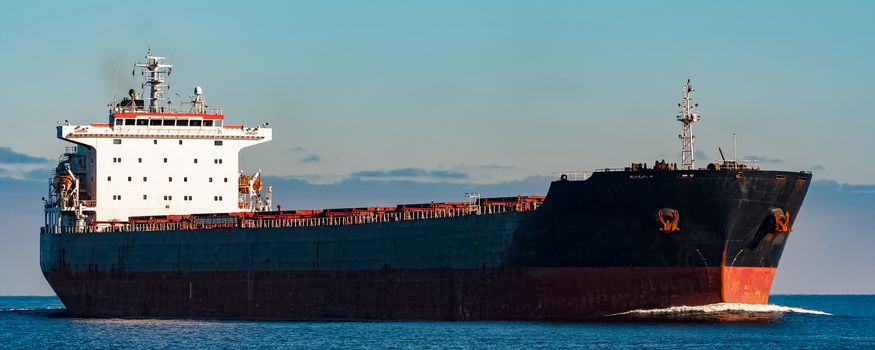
[{"left": 656, "top": 208, "right": 680, "bottom": 233}]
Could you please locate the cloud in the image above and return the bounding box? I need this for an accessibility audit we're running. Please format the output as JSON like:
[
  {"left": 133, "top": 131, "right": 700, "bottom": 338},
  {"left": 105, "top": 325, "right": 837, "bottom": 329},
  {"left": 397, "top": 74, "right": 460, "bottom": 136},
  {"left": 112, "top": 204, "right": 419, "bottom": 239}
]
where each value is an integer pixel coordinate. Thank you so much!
[
  {"left": 453, "top": 164, "right": 516, "bottom": 171},
  {"left": 0, "top": 146, "right": 53, "bottom": 180},
  {"left": 300, "top": 154, "right": 321, "bottom": 163},
  {"left": 0, "top": 164, "right": 54, "bottom": 181},
  {"left": 693, "top": 149, "right": 710, "bottom": 161},
  {"left": 744, "top": 155, "right": 784, "bottom": 163},
  {"left": 350, "top": 167, "right": 468, "bottom": 180},
  {"left": 0, "top": 147, "right": 50, "bottom": 164}
]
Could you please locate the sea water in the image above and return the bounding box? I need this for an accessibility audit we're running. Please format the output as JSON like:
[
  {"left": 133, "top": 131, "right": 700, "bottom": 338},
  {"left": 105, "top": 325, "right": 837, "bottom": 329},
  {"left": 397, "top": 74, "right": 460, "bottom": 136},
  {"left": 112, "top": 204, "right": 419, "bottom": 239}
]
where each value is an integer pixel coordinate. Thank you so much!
[{"left": 0, "top": 295, "right": 871, "bottom": 349}]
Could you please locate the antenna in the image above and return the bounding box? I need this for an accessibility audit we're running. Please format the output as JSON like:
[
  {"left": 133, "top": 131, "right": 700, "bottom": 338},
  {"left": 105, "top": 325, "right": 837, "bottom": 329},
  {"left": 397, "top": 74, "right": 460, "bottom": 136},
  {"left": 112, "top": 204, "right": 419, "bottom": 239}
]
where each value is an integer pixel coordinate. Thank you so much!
[
  {"left": 733, "top": 133, "right": 737, "bottom": 161},
  {"left": 112, "top": 62, "right": 117, "bottom": 106},
  {"left": 676, "top": 79, "right": 702, "bottom": 170},
  {"left": 134, "top": 48, "right": 173, "bottom": 113}
]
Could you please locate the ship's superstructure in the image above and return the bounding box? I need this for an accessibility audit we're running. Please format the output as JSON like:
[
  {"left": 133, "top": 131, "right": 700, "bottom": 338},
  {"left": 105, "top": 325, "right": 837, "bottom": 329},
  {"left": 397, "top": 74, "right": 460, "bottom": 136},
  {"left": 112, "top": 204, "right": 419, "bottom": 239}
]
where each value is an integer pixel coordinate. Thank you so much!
[
  {"left": 40, "top": 52, "right": 810, "bottom": 321},
  {"left": 45, "top": 51, "right": 271, "bottom": 231}
]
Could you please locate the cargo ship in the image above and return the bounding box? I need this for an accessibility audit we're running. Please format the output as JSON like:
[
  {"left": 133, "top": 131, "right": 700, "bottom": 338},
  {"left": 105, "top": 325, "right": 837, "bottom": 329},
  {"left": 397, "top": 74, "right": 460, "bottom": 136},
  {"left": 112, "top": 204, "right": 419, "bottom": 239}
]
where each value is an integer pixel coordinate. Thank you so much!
[{"left": 40, "top": 51, "right": 810, "bottom": 320}]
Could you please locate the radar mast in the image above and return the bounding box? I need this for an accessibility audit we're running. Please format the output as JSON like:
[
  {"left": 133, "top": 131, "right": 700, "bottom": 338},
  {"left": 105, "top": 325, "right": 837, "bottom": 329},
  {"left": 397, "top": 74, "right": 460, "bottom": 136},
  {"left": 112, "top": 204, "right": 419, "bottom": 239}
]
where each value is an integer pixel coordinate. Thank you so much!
[
  {"left": 134, "top": 48, "right": 173, "bottom": 112},
  {"left": 677, "top": 79, "right": 701, "bottom": 170}
]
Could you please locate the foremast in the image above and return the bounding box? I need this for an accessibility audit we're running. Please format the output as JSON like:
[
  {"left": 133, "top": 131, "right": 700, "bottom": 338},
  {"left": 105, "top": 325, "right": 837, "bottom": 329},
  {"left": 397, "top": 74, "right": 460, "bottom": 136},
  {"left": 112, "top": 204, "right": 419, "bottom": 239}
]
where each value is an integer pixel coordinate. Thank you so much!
[{"left": 677, "top": 79, "right": 701, "bottom": 170}]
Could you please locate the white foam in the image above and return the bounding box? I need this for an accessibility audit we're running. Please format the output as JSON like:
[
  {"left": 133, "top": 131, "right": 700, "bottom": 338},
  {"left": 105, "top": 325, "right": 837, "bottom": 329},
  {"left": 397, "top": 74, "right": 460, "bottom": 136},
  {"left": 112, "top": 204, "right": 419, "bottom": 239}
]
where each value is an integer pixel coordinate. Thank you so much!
[
  {"left": 73, "top": 318, "right": 219, "bottom": 326},
  {"left": 609, "top": 302, "right": 831, "bottom": 317},
  {"left": 1, "top": 306, "right": 64, "bottom": 312}
]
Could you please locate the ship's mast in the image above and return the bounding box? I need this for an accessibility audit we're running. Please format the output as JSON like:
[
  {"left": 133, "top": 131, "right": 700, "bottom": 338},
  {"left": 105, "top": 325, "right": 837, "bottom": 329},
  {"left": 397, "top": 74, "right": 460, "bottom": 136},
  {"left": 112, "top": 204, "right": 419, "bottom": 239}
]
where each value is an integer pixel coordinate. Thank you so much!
[
  {"left": 135, "top": 48, "right": 173, "bottom": 112},
  {"left": 677, "top": 79, "right": 701, "bottom": 170}
]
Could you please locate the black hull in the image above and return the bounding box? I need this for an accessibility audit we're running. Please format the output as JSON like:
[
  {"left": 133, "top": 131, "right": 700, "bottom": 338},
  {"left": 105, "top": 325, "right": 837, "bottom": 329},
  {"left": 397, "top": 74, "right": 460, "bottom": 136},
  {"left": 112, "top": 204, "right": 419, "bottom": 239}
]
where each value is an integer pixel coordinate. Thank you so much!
[{"left": 41, "top": 170, "right": 811, "bottom": 319}]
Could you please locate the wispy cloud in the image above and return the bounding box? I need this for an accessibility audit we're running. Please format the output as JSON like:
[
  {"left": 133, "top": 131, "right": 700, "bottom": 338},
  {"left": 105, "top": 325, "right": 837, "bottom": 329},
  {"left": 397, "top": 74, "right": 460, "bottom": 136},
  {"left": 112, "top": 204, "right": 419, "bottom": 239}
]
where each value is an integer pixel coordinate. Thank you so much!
[
  {"left": 350, "top": 167, "right": 468, "bottom": 180},
  {"left": 300, "top": 154, "right": 321, "bottom": 163},
  {"left": 810, "top": 164, "right": 825, "bottom": 171},
  {"left": 0, "top": 147, "right": 49, "bottom": 164},
  {"left": 0, "top": 146, "right": 53, "bottom": 181},
  {"left": 745, "top": 155, "right": 784, "bottom": 163},
  {"left": 453, "top": 164, "right": 516, "bottom": 171}
]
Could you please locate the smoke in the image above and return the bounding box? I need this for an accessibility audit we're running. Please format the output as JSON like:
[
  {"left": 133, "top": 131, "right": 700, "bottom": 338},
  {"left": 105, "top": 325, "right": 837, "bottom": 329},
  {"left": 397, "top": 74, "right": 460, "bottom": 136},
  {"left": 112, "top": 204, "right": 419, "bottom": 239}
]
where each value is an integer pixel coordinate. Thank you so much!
[{"left": 101, "top": 53, "right": 132, "bottom": 99}]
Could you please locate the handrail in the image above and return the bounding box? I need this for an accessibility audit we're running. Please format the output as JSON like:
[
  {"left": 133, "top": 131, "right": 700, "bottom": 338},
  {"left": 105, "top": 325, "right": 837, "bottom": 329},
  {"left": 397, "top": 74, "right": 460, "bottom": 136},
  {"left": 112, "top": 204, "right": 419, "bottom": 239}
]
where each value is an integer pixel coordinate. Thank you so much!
[
  {"left": 42, "top": 202, "right": 541, "bottom": 235},
  {"left": 110, "top": 104, "right": 223, "bottom": 116},
  {"left": 554, "top": 172, "right": 589, "bottom": 181}
]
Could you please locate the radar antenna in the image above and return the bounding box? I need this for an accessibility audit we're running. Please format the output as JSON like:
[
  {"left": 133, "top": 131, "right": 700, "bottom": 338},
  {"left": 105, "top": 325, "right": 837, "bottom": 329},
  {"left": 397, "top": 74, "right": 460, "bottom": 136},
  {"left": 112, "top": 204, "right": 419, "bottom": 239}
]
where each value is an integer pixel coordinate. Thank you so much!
[
  {"left": 676, "top": 79, "right": 701, "bottom": 170},
  {"left": 191, "top": 86, "right": 207, "bottom": 114},
  {"left": 134, "top": 48, "right": 173, "bottom": 112}
]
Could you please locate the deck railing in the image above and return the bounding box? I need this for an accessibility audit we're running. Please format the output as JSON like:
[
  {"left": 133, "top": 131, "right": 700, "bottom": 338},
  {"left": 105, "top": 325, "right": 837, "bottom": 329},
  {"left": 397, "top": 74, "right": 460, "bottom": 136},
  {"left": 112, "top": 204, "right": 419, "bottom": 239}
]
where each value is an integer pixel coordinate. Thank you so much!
[{"left": 42, "top": 203, "right": 537, "bottom": 235}]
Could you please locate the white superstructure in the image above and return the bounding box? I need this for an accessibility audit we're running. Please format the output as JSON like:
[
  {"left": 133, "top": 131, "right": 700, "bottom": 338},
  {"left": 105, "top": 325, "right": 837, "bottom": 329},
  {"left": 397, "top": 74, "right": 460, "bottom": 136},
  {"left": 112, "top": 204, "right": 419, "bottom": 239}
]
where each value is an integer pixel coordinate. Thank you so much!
[{"left": 45, "top": 51, "right": 271, "bottom": 230}]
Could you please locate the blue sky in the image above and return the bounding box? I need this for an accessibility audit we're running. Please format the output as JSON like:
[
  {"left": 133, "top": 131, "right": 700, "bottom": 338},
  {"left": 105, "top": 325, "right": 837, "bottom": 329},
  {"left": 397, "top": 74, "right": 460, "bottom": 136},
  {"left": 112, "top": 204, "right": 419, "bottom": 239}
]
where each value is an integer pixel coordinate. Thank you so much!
[{"left": 1, "top": 1, "right": 873, "bottom": 294}]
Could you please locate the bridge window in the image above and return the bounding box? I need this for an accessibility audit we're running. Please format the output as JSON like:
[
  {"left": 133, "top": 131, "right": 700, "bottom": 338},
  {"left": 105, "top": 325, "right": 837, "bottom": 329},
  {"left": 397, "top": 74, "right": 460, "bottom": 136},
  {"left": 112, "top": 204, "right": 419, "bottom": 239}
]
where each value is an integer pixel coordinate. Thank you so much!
[
  {"left": 163, "top": 119, "right": 175, "bottom": 126},
  {"left": 149, "top": 119, "right": 161, "bottom": 126},
  {"left": 214, "top": 120, "right": 223, "bottom": 127},
  {"left": 125, "top": 119, "right": 135, "bottom": 126},
  {"left": 204, "top": 120, "right": 213, "bottom": 127},
  {"left": 115, "top": 119, "right": 123, "bottom": 125},
  {"left": 136, "top": 119, "right": 148, "bottom": 126},
  {"left": 190, "top": 120, "right": 202, "bottom": 127},
  {"left": 176, "top": 119, "right": 189, "bottom": 126}
]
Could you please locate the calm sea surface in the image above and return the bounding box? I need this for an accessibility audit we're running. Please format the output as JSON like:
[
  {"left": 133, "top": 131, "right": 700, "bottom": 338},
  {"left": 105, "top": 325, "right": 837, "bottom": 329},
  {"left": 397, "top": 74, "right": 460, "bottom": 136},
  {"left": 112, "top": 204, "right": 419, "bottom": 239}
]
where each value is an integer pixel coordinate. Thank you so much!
[{"left": 0, "top": 295, "right": 872, "bottom": 349}]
